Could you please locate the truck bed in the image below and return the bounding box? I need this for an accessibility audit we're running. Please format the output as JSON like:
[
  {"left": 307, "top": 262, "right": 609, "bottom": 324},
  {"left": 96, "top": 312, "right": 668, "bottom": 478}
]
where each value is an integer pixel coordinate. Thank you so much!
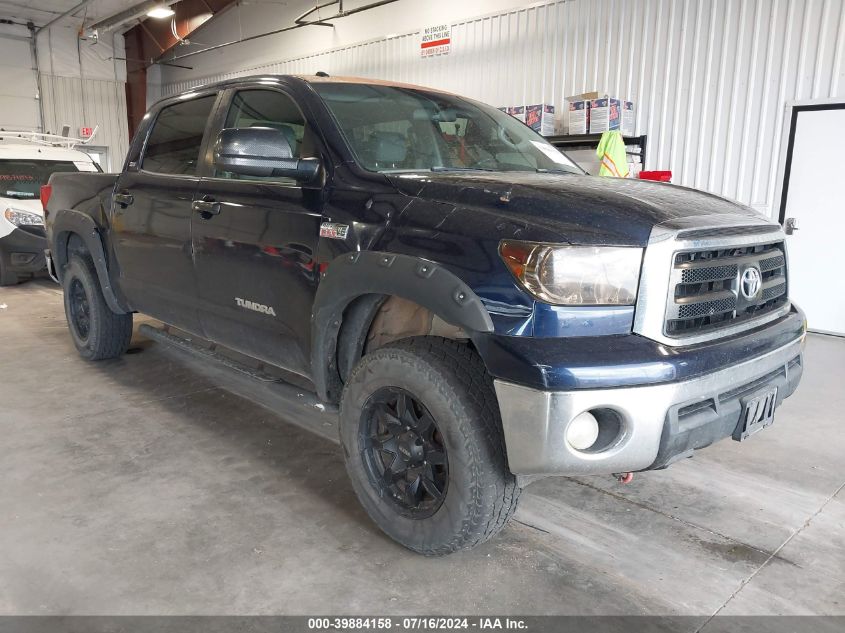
[{"left": 46, "top": 171, "right": 119, "bottom": 226}]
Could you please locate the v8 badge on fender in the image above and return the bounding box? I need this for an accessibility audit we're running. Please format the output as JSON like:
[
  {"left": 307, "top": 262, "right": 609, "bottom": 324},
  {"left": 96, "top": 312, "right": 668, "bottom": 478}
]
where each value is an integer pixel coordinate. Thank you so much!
[{"left": 319, "top": 222, "right": 349, "bottom": 239}]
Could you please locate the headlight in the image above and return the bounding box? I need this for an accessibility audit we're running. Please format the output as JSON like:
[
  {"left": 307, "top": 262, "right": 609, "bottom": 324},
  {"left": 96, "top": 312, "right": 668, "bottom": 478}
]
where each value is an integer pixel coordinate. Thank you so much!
[
  {"left": 4, "top": 208, "right": 44, "bottom": 227},
  {"left": 499, "top": 240, "right": 643, "bottom": 305}
]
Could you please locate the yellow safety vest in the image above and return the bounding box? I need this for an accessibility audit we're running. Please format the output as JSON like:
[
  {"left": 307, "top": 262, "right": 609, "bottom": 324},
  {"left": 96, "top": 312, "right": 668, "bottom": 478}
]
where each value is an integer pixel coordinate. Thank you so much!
[{"left": 596, "top": 131, "right": 630, "bottom": 178}]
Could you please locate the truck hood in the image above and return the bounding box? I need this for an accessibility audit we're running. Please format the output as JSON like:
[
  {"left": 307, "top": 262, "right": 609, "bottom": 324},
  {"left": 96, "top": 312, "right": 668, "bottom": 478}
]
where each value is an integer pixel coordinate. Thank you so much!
[{"left": 387, "top": 171, "right": 769, "bottom": 246}]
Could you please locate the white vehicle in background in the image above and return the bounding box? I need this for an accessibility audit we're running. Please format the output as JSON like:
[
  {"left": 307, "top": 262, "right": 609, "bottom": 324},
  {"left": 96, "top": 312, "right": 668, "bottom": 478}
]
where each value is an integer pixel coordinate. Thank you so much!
[{"left": 0, "top": 130, "right": 100, "bottom": 286}]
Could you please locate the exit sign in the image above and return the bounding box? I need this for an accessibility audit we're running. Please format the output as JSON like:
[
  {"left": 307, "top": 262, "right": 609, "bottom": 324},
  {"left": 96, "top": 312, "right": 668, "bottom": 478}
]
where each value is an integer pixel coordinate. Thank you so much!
[{"left": 80, "top": 127, "right": 94, "bottom": 138}]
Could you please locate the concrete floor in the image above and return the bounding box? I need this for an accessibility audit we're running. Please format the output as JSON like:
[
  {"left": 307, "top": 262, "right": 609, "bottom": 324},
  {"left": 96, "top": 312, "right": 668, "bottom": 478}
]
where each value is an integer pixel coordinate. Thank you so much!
[{"left": 1, "top": 279, "right": 843, "bottom": 618}]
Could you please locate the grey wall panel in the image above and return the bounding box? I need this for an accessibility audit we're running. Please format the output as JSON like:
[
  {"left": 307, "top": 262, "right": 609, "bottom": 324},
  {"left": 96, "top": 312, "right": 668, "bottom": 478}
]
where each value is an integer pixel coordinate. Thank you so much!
[
  {"left": 158, "top": 0, "right": 845, "bottom": 217},
  {"left": 41, "top": 74, "right": 129, "bottom": 172},
  {"left": 0, "top": 34, "right": 39, "bottom": 129},
  {"left": 0, "top": 25, "right": 127, "bottom": 170}
]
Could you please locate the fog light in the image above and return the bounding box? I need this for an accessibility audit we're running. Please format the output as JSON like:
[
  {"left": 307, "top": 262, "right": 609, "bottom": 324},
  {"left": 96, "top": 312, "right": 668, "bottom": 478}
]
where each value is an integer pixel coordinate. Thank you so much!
[{"left": 566, "top": 411, "right": 600, "bottom": 451}]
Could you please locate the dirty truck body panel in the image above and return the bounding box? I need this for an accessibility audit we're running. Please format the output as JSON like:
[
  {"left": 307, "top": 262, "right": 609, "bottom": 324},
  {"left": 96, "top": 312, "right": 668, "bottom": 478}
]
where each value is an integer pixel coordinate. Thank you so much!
[{"left": 45, "top": 74, "right": 805, "bottom": 481}]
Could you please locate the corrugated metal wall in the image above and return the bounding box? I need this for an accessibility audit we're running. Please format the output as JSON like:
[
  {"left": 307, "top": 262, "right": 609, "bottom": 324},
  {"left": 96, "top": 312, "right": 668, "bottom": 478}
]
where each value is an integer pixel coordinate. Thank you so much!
[
  {"left": 159, "top": 0, "right": 845, "bottom": 217},
  {"left": 0, "top": 34, "right": 40, "bottom": 130},
  {"left": 0, "top": 24, "right": 127, "bottom": 171},
  {"left": 41, "top": 74, "right": 129, "bottom": 172}
]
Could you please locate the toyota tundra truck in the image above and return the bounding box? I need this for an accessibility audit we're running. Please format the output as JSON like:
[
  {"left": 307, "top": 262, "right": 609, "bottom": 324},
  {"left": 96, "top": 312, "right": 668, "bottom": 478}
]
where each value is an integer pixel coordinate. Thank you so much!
[{"left": 43, "top": 75, "right": 805, "bottom": 555}]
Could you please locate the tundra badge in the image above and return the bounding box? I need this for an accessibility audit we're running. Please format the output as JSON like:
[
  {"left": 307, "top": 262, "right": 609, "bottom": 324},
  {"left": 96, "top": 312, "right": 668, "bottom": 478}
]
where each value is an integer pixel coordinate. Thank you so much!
[
  {"left": 319, "top": 222, "right": 349, "bottom": 239},
  {"left": 235, "top": 297, "right": 277, "bottom": 316}
]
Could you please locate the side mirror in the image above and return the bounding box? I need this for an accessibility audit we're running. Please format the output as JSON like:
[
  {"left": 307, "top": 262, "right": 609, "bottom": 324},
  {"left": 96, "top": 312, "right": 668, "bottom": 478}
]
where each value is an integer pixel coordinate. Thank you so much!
[{"left": 213, "top": 127, "right": 320, "bottom": 183}]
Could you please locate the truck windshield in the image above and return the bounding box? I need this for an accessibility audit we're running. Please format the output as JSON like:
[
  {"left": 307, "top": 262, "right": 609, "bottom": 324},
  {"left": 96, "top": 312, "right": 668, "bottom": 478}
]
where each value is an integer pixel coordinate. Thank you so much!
[
  {"left": 313, "top": 83, "right": 581, "bottom": 175},
  {"left": 0, "top": 160, "right": 82, "bottom": 199}
]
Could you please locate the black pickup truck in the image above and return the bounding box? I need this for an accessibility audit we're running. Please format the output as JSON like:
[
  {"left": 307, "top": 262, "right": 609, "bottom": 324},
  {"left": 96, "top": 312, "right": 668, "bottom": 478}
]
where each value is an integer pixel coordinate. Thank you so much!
[{"left": 44, "top": 75, "right": 805, "bottom": 555}]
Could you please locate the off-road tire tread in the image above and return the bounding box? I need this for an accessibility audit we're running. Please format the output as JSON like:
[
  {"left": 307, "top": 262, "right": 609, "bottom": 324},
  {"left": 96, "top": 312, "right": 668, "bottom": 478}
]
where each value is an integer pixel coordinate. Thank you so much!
[
  {"left": 64, "top": 254, "right": 132, "bottom": 360},
  {"left": 343, "top": 336, "right": 520, "bottom": 555}
]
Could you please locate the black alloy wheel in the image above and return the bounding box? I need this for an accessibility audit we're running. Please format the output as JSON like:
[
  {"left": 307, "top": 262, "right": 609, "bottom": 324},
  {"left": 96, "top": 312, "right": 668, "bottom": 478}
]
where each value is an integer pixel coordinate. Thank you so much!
[
  {"left": 61, "top": 254, "right": 133, "bottom": 360},
  {"left": 68, "top": 278, "right": 91, "bottom": 341},
  {"left": 359, "top": 387, "right": 448, "bottom": 519},
  {"left": 339, "top": 337, "right": 520, "bottom": 554}
]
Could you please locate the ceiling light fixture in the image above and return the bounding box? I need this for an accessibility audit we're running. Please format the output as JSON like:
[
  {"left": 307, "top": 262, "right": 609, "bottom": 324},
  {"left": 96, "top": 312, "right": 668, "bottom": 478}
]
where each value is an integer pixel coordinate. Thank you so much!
[{"left": 146, "top": 6, "right": 176, "bottom": 19}]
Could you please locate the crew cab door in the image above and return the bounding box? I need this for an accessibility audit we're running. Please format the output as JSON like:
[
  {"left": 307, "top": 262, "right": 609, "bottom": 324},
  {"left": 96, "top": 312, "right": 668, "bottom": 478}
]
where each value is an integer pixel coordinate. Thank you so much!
[
  {"left": 191, "top": 87, "right": 324, "bottom": 377},
  {"left": 110, "top": 91, "right": 219, "bottom": 334}
]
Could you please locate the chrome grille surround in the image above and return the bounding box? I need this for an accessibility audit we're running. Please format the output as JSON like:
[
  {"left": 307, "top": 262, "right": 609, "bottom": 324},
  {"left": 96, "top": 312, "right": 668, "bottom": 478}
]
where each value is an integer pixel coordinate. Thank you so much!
[{"left": 634, "top": 217, "right": 791, "bottom": 346}]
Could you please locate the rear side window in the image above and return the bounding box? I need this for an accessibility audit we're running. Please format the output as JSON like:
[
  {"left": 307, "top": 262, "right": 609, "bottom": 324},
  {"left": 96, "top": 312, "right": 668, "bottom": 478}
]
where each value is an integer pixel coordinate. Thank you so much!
[{"left": 143, "top": 95, "right": 216, "bottom": 175}]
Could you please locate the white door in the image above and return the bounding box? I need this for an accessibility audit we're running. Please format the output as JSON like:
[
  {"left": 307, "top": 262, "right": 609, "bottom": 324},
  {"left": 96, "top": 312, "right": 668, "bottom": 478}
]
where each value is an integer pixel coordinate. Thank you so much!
[{"left": 780, "top": 105, "right": 845, "bottom": 336}]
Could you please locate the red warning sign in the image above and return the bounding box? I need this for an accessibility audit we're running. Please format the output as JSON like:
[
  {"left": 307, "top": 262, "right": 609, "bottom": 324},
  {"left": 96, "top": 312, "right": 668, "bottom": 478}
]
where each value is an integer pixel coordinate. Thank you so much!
[{"left": 421, "top": 24, "right": 451, "bottom": 57}]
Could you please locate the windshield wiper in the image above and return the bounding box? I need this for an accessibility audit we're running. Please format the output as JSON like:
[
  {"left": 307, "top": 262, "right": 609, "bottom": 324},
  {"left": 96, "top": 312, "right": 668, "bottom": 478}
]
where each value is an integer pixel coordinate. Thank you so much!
[
  {"left": 430, "top": 166, "right": 496, "bottom": 172},
  {"left": 535, "top": 167, "right": 578, "bottom": 174}
]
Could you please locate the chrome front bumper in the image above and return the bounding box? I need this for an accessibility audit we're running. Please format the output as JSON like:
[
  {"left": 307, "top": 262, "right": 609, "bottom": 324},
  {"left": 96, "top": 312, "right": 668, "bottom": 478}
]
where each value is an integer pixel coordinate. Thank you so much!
[{"left": 494, "top": 335, "right": 805, "bottom": 476}]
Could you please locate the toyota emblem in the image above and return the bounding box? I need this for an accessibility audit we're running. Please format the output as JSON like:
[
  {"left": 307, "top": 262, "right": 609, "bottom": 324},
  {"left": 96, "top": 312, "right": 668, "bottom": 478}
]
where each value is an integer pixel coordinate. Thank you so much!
[{"left": 741, "top": 267, "right": 762, "bottom": 299}]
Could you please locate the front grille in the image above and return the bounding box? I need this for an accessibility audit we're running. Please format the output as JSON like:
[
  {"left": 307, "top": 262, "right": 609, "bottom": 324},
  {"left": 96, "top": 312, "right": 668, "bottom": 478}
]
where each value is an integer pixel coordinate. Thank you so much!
[
  {"left": 677, "top": 295, "right": 736, "bottom": 319},
  {"left": 762, "top": 281, "right": 787, "bottom": 302},
  {"left": 681, "top": 263, "right": 737, "bottom": 284},
  {"left": 665, "top": 241, "right": 788, "bottom": 337}
]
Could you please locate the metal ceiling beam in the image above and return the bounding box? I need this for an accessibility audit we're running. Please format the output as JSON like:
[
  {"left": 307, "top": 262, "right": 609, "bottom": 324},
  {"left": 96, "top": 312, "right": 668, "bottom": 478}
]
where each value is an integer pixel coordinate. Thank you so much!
[
  {"left": 34, "top": 0, "right": 94, "bottom": 34},
  {"left": 123, "top": 0, "right": 234, "bottom": 67},
  {"left": 122, "top": 0, "right": 234, "bottom": 137},
  {"left": 161, "top": 0, "right": 400, "bottom": 63},
  {"left": 0, "top": 31, "right": 31, "bottom": 41},
  {"left": 86, "top": 0, "right": 180, "bottom": 33},
  {"left": 0, "top": 1, "right": 61, "bottom": 18}
]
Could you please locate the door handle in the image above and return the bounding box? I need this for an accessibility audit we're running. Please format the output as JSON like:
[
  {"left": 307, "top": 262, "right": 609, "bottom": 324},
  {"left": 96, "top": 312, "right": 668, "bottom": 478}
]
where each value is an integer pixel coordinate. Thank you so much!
[
  {"left": 785, "top": 217, "right": 799, "bottom": 235},
  {"left": 192, "top": 198, "right": 221, "bottom": 217},
  {"left": 114, "top": 191, "right": 134, "bottom": 208}
]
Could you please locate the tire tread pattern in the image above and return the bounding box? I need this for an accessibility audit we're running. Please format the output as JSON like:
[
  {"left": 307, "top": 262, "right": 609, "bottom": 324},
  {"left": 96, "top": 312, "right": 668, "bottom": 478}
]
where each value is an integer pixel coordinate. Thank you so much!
[
  {"left": 343, "top": 336, "right": 520, "bottom": 555},
  {"left": 64, "top": 254, "right": 132, "bottom": 360}
]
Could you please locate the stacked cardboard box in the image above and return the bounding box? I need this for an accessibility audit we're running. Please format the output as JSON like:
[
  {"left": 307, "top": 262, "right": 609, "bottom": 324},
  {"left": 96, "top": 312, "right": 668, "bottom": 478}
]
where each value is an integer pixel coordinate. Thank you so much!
[
  {"left": 566, "top": 91, "right": 599, "bottom": 134},
  {"left": 500, "top": 104, "right": 556, "bottom": 136},
  {"left": 506, "top": 106, "right": 526, "bottom": 124},
  {"left": 525, "top": 104, "right": 556, "bottom": 136},
  {"left": 566, "top": 92, "right": 635, "bottom": 136}
]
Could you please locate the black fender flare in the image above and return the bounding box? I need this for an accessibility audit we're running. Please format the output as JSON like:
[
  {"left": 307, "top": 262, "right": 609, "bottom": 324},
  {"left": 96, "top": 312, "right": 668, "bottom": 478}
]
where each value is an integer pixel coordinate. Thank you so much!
[
  {"left": 50, "top": 209, "right": 129, "bottom": 314},
  {"left": 311, "top": 251, "right": 494, "bottom": 402}
]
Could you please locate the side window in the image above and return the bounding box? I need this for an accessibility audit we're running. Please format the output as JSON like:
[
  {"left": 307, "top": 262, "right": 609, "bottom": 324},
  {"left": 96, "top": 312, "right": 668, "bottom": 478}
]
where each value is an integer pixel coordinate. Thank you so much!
[
  {"left": 142, "top": 95, "right": 217, "bottom": 175},
  {"left": 216, "top": 89, "right": 309, "bottom": 182}
]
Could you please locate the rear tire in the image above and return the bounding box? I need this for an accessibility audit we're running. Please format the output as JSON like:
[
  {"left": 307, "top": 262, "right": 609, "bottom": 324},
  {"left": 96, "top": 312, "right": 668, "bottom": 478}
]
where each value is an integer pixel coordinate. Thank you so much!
[
  {"left": 62, "top": 254, "right": 132, "bottom": 360},
  {"left": 339, "top": 337, "right": 520, "bottom": 555}
]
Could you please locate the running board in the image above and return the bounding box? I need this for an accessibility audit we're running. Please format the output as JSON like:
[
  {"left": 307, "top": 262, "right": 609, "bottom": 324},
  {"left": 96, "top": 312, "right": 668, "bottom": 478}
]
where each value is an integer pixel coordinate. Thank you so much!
[{"left": 138, "top": 323, "right": 340, "bottom": 444}]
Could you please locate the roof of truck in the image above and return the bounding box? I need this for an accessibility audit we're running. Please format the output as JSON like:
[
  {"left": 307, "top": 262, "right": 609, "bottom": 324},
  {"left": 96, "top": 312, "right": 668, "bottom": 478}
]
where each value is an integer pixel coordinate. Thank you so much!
[
  {"left": 179, "top": 74, "right": 451, "bottom": 97},
  {"left": 295, "top": 74, "right": 449, "bottom": 91}
]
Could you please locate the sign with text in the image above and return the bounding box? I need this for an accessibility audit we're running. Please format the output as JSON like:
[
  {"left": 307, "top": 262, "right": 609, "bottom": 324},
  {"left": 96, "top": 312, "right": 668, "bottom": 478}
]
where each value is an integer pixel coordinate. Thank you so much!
[
  {"left": 79, "top": 127, "right": 94, "bottom": 139},
  {"left": 420, "top": 24, "right": 451, "bottom": 57}
]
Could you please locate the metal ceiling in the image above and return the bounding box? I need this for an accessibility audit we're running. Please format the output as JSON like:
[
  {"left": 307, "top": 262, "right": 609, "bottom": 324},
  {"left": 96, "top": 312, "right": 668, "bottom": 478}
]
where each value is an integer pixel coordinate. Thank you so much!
[
  {"left": 0, "top": 0, "right": 141, "bottom": 27},
  {"left": 121, "top": 0, "right": 235, "bottom": 135}
]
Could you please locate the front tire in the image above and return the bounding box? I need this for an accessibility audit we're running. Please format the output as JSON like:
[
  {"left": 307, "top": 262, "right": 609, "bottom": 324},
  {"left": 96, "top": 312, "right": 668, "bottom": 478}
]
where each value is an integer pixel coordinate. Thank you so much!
[
  {"left": 339, "top": 337, "right": 520, "bottom": 555},
  {"left": 62, "top": 254, "right": 133, "bottom": 360}
]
